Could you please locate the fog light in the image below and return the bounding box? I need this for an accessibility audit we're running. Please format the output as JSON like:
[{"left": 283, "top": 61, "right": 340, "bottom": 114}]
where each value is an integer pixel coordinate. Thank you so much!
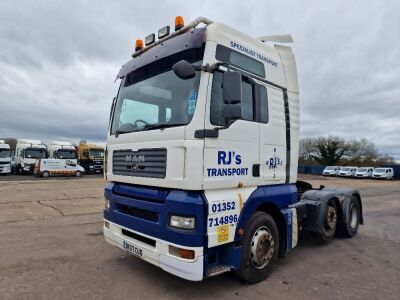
[
  {"left": 170, "top": 216, "right": 195, "bottom": 230},
  {"left": 169, "top": 245, "right": 195, "bottom": 259}
]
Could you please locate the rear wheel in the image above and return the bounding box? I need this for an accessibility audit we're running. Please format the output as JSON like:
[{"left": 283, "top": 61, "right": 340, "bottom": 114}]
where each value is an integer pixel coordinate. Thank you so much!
[
  {"left": 341, "top": 196, "right": 360, "bottom": 237},
  {"left": 236, "top": 212, "right": 279, "bottom": 283},
  {"left": 312, "top": 199, "right": 338, "bottom": 242},
  {"left": 42, "top": 171, "right": 50, "bottom": 178}
]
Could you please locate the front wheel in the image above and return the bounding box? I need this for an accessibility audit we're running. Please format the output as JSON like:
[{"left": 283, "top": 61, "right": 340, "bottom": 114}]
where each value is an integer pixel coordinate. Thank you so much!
[
  {"left": 236, "top": 212, "right": 279, "bottom": 283},
  {"left": 75, "top": 171, "right": 82, "bottom": 177},
  {"left": 42, "top": 171, "right": 50, "bottom": 178}
]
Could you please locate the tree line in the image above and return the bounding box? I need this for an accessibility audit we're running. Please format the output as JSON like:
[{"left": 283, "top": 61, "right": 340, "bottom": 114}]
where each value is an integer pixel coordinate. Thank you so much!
[{"left": 299, "top": 136, "right": 394, "bottom": 166}]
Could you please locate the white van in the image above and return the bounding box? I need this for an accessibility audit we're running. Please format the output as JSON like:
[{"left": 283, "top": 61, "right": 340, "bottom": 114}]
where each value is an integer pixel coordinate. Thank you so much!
[
  {"left": 338, "top": 167, "right": 357, "bottom": 177},
  {"left": 355, "top": 167, "right": 374, "bottom": 178},
  {"left": 34, "top": 159, "right": 85, "bottom": 177},
  {"left": 322, "top": 166, "right": 340, "bottom": 176},
  {"left": 372, "top": 167, "right": 394, "bottom": 180}
]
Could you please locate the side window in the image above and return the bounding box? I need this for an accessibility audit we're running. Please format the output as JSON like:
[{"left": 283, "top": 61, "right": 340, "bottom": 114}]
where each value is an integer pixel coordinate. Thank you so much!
[{"left": 210, "top": 72, "right": 255, "bottom": 126}]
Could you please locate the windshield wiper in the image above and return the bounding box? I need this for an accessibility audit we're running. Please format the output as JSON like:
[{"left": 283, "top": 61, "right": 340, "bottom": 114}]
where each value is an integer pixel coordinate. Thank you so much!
[
  {"left": 115, "top": 129, "right": 140, "bottom": 137},
  {"left": 142, "top": 123, "right": 187, "bottom": 131}
]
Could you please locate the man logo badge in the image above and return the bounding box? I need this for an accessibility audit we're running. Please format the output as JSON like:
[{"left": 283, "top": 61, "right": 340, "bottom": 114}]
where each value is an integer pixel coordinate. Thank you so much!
[{"left": 126, "top": 154, "right": 145, "bottom": 172}]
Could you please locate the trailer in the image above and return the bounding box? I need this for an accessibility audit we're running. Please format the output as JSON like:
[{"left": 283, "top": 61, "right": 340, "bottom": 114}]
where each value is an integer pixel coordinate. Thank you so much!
[{"left": 102, "top": 16, "right": 363, "bottom": 283}]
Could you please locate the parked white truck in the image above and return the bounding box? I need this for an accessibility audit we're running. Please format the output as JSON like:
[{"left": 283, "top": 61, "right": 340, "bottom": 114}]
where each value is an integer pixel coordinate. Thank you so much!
[
  {"left": 103, "top": 16, "right": 364, "bottom": 283},
  {"left": 47, "top": 141, "right": 78, "bottom": 163},
  {"left": 0, "top": 140, "right": 12, "bottom": 174},
  {"left": 15, "top": 139, "right": 47, "bottom": 174}
]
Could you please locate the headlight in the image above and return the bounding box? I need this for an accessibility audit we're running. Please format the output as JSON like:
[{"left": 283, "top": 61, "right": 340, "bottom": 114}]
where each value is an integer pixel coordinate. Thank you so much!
[
  {"left": 105, "top": 199, "right": 110, "bottom": 209},
  {"left": 170, "top": 216, "right": 195, "bottom": 230},
  {"left": 89, "top": 166, "right": 94, "bottom": 169}
]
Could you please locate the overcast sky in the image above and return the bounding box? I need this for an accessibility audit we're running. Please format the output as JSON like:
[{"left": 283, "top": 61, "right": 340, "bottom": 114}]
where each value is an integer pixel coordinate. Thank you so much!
[{"left": 0, "top": 0, "right": 399, "bottom": 159}]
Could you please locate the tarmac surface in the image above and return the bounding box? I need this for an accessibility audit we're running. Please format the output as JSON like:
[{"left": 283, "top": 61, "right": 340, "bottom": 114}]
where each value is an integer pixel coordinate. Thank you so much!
[{"left": 0, "top": 174, "right": 399, "bottom": 299}]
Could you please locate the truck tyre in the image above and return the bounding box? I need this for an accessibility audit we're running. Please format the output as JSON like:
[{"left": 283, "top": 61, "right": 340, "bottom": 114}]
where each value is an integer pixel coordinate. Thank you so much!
[
  {"left": 312, "top": 199, "right": 338, "bottom": 243},
  {"left": 236, "top": 211, "right": 279, "bottom": 283},
  {"left": 42, "top": 171, "right": 50, "bottom": 178},
  {"left": 341, "top": 196, "right": 360, "bottom": 238},
  {"left": 75, "top": 171, "right": 82, "bottom": 177}
]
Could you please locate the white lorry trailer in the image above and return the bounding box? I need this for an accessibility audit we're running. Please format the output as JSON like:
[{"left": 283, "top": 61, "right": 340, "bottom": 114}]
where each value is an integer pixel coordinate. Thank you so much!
[
  {"left": 47, "top": 141, "right": 78, "bottom": 164},
  {"left": 0, "top": 140, "right": 12, "bottom": 174},
  {"left": 103, "top": 16, "right": 363, "bottom": 283},
  {"left": 15, "top": 139, "right": 47, "bottom": 174}
]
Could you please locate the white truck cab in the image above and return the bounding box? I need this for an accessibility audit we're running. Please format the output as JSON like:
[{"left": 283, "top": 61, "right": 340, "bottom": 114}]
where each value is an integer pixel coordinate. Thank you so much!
[
  {"left": 0, "top": 140, "right": 12, "bottom": 174},
  {"left": 322, "top": 166, "right": 340, "bottom": 176},
  {"left": 372, "top": 167, "right": 394, "bottom": 179},
  {"left": 355, "top": 167, "right": 374, "bottom": 178},
  {"left": 338, "top": 167, "right": 357, "bottom": 177},
  {"left": 15, "top": 139, "right": 47, "bottom": 174},
  {"left": 47, "top": 141, "right": 78, "bottom": 164},
  {"left": 34, "top": 159, "right": 85, "bottom": 177},
  {"left": 103, "top": 16, "right": 363, "bottom": 283}
]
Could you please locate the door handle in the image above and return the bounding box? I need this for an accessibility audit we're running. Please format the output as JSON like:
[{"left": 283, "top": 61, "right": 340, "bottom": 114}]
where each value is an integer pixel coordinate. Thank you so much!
[{"left": 252, "top": 164, "right": 260, "bottom": 177}]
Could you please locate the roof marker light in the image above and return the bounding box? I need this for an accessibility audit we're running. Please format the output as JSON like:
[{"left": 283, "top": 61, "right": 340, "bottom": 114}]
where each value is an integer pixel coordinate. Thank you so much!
[
  {"left": 145, "top": 34, "right": 155, "bottom": 46},
  {"left": 175, "top": 16, "right": 184, "bottom": 31},
  {"left": 135, "top": 39, "right": 144, "bottom": 52},
  {"left": 158, "top": 26, "right": 170, "bottom": 39}
]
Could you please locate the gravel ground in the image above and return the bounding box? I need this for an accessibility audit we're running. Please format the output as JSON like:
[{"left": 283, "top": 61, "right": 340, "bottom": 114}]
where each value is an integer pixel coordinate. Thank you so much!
[{"left": 0, "top": 174, "right": 399, "bottom": 299}]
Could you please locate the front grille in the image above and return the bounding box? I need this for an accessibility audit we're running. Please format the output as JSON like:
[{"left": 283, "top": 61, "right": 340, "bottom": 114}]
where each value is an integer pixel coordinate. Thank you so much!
[
  {"left": 122, "top": 229, "right": 156, "bottom": 247},
  {"left": 119, "top": 204, "right": 158, "bottom": 222},
  {"left": 113, "top": 148, "right": 167, "bottom": 178},
  {"left": 0, "top": 161, "right": 9, "bottom": 165}
]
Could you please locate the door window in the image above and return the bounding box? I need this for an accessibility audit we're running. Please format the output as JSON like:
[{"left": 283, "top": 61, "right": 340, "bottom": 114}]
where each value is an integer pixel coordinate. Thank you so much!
[{"left": 210, "top": 72, "right": 255, "bottom": 126}]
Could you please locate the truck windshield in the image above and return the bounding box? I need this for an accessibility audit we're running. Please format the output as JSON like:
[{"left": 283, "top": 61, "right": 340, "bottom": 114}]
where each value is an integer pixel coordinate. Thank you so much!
[
  {"left": 0, "top": 149, "right": 10, "bottom": 158},
  {"left": 374, "top": 168, "right": 385, "bottom": 173},
  {"left": 90, "top": 149, "right": 104, "bottom": 158},
  {"left": 357, "top": 168, "right": 367, "bottom": 172},
  {"left": 111, "top": 52, "right": 203, "bottom": 135},
  {"left": 57, "top": 149, "right": 77, "bottom": 159},
  {"left": 325, "top": 166, "right": 334, "bottom": 170},
  {"left": 25, "top": 148, "right": 46, "bottom": 159}
]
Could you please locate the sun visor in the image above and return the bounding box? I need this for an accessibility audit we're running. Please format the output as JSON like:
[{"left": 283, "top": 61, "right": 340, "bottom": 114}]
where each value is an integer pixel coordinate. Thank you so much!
[{"left": 116, "top": 27, "right": 206, "bottom": 79}]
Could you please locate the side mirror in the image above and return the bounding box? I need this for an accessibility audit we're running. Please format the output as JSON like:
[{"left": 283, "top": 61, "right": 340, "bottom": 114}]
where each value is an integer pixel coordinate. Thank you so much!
[
  {"left": 222, "top": 71, "right": 242, "bottom": 124},
  {"left": 223, "top": 71, "right": 242, "bottom": 104},
  {"left": 172, "top": 60, "right": 196, "bottom": 80}
]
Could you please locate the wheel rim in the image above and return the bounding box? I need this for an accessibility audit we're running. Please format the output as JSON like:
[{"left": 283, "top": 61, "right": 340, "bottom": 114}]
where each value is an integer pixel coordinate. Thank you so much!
[
  {"left": 250, "top": 226, "right": 274, "bottom": 269},
  {"left": 350, "top": 205, "right": 358, "bottom": 228},
  {"left": 324, "top": 205, "right": 337, "bottom": 231}
]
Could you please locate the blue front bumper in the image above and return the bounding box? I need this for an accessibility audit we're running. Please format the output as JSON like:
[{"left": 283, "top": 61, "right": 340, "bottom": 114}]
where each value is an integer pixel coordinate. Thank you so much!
[{"left": 104, "top": 182, "right": 206, "bottom": 247}]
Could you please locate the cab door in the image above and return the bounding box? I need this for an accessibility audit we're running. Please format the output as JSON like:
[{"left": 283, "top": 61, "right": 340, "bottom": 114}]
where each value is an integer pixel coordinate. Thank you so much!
[
  {"left": 259, "top": 86, "right": 287, "bottom": 184},
  {"left": 203, "top": 71, "right": 260, "bottom": 190}
]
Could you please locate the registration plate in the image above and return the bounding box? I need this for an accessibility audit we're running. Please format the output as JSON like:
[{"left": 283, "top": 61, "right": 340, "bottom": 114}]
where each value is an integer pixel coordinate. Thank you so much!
[{"left": 123, "top": 240, "right": 143, "bottom": 257}]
